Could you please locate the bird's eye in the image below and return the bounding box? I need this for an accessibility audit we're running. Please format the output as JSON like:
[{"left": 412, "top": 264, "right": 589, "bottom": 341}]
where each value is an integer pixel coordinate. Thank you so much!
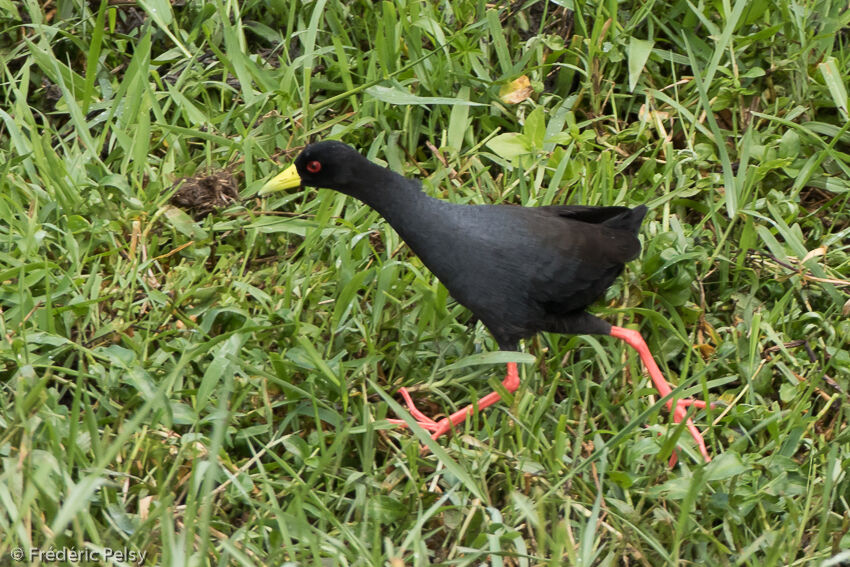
[{"left": 306, "top": 160, "right": 322, "bottom": 173}]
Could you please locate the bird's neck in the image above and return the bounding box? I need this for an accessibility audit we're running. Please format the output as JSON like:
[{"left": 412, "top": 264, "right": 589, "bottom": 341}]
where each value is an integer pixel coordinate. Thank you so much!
[{"left": 337, "top": 163, "right": 431, "bottom": 222}]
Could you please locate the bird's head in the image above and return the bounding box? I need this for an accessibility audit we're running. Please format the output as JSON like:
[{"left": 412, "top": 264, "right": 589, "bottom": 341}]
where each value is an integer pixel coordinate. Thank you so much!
[{"left": 259, "top": 141, "right": 363, "bottom": 195}]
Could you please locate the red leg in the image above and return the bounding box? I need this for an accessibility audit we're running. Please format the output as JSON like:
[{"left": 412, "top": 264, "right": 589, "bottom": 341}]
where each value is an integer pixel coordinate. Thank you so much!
[
  {"left": 610, "top": 326, "right": 714, "bottom": 463},
  {"left": 388, "top": 363, "right": 520, "bottom": 439}
]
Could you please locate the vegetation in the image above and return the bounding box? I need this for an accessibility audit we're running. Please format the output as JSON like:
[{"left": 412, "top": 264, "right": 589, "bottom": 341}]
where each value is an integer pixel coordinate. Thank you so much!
[{"left": 1, "top": 0, "right": 849, "bottom": 564}]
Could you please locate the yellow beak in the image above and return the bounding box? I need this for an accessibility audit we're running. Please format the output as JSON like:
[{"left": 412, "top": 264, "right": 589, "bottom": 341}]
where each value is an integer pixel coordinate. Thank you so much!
[{"left": 259, "top": 164, "right": 301, "bottom": 195}]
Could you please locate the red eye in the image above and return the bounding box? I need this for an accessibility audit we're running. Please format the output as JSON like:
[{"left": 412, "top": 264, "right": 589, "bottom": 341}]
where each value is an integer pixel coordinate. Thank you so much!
[{"left": 306, "top": 160, "right": 322, "bottom": 173}]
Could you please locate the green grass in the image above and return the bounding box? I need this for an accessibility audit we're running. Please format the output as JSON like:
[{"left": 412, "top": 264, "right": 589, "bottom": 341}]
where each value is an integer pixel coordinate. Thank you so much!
[{"left": 1, "top": 0, "right": 849, "bottom": 564}]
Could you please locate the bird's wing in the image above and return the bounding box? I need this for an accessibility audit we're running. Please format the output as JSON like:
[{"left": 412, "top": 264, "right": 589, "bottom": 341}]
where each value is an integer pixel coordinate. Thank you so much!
[
  {"left": 538, "top": 204, "right": 647, "bottom": 232},
  {"left": 535, "top": 206, "right": 643, "bottom": 264},
  {"left": 538, "top": 204, "right": 633, "bottom": 223},
  {"left": 523, "top": 207, "right": 643, "bottom": 313}
]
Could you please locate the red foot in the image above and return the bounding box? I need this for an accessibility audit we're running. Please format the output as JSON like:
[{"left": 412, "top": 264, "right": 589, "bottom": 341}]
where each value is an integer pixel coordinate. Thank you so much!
[
  {"left": 388, "top": 363, "right": 520, "bottom": 440},
  {"left": 610, "top": 326, "right": 716, "bottom": 464}
]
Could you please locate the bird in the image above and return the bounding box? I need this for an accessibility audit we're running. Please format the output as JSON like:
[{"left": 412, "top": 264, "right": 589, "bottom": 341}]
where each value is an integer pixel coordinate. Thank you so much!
[{"left": 260, "top": 140, "right": 714, "bottom": 463}]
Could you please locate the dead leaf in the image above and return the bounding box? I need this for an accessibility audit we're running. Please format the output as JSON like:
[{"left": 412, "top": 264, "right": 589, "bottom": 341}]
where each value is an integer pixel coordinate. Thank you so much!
[
  {"left": 139, "top": 495, "right": 154, "bottom": 521},
  {"left": 801, "top": 245, "right": 827, "bottom": 265},
  {"left": 499, "top": 75, "right": 533, "bottom": 104},
  {"left": 696, "top": 343, "right": 716, "bottom": 359}
]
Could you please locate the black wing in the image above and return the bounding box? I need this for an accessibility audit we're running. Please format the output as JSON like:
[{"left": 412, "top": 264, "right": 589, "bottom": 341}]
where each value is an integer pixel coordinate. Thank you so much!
[
  {"left": 526, "top": 205, "right": 647, "bottom": 315},
  {"left": 539, "top": 204, "right": 647, "bottom": 234}
]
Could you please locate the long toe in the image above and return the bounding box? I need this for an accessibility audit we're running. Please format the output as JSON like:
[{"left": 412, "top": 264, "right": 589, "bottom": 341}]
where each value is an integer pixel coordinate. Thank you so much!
[
  {"left": 687, "top": 425, "right": 711, "bottom": 462},
  {"left": 387, "top": 417, "right": 442, "bottom": 432},
  {"left": 664, "top": 420, "right": 710, "bottom": 466},
  {"left": 674, "top": 397, "right": 724, "bottom": 410},
  {"left": 396, "top": 387, "right": 441, "bottom": 425},
  {"left": 668, "top": 407, "right": 712, "bottom": 463},
  {"left": 387, "top": 387, "right": 446, "bottom": 433},
  {"left": 430, "top": 418, "right": 453, "bottom": 440}
]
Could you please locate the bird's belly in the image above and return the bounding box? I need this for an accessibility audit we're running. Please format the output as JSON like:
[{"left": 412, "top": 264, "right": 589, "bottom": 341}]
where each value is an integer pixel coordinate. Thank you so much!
[{"left": 414, "top": 243, "right": 548, "bottom": 341}]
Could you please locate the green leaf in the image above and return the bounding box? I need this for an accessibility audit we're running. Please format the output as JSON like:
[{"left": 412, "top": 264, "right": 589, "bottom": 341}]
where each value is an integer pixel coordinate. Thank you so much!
[
  {"left": 627, "top": 38, "right": 654, "bottom": 92},
  {"left": 705, "top": 452, "right": 748, "bottom": 481},
  {"left": 138, "top": 0, "right": 172, "bottom": 25},
  {"left": 295, "top": 335, "right": 343, "bottom": 391},
  {"left": 741, "top": 66, "right": 765, "bottom": 79},
  {"left": 523, "top": 107, "right": 546, "bottom": 151},
  {"left": 137, "top": 0, "right": 191, "bottom": 57},
  {"left": 166, "top": 83, "right": 209, "bottom": 125},
  {"left": 485, "top": 132, "right": 532, "bottom": 160},
  {"left": 239, "top": 216, "right": 342, "bottom": 237},
  {"left": 447, "top": 86, "right": 471, "bottom": 150},
  {"left": 162, "top": 205, "right": 208, "bottom": 240},
  {"left": 332, "top": 268, "right": 372, "bottom": 330},
  {"left": 778, "top": 129, "right": 800, "bottom": 159},
  {"left": 50, "top": 475, "right": 108, "bottom": 536},
  {"left": 66, "top": 215, "right": 91, "bottom": 233},
  {"left": 818, "top": 57, "right": 849, "bottom": 121},
  {"left": 654, "top": 475, "right": 693, "bottom": 499},
  {"left": 442, "top": 351, "right": 536, "bottom": 371},
  {"left": 779, "top": 382, "right": 797, "bottom": 403},
  {"left": 366, "top": 85, "right": 484, "bottom": 106},
  {"left": 486, "top": 9, "right": 511, "bottom": 75},
  {"left": 197, "top": 334, "right": 244, "bottom": 410}
]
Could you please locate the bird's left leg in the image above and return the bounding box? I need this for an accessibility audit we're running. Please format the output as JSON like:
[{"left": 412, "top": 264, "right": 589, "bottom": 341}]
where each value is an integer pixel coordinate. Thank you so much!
[{"left": 387, "top": 362, "right": 520, "bottom": 439}]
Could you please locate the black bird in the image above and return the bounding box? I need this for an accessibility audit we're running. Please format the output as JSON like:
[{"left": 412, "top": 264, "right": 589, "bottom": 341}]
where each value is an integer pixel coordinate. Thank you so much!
[{"left": 261, "top": 141, "right": 713, "bottom": 462}]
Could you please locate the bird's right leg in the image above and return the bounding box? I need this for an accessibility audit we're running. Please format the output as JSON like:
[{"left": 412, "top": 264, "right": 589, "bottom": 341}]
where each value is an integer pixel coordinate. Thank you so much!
[{"left": 610, "top": 325, "right": 715, "bottom": 464}]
